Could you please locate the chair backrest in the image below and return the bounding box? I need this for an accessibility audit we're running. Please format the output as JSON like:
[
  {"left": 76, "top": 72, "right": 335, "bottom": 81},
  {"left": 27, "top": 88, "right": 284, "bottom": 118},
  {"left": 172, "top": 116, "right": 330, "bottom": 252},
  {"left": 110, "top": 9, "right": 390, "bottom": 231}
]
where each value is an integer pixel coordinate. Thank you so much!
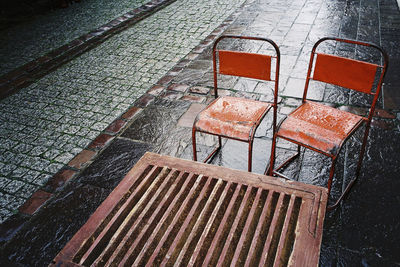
[
  {"left": 212, "top": 35, "right": 280, "bottom": 104},
  {"left": 303, "top": 37, "right": 388, "bottom": 120}
]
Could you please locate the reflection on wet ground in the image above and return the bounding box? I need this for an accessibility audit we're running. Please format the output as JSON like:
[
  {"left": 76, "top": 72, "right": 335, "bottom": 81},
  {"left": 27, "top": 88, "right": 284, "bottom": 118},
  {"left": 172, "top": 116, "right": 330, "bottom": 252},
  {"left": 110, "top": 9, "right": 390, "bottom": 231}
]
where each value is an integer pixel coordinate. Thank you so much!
[
  {"left": 0, "top": 0, "right": 150, "bottom": 76},
  {"left": 0, "top": 0, "right": 399, "bottom": 265}
]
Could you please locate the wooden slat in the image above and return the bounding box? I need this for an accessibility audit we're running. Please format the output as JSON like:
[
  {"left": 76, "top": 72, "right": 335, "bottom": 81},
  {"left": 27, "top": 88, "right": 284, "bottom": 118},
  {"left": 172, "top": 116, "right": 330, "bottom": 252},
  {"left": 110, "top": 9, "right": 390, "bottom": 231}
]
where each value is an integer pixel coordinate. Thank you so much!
[
  {"left": 159, "top": 175, "right": 213, "bottom": 266},
  {"left": 132, "top": 172, "right": 191, "bottom": 266},
  {"left": 78, "top": 165, "right": 162, "bottom": 265},
  {"left": 188, "top": 181, "right": 234, "bottom": 266},
  {"left": 273, "top": 194, "right": 296, "bottom": 266},
  {"left": 258, "top": 192, "right": 286, "bottom": 266},
  {"left": 202, "top": 184, "right": 243, "bottom": 266},
  {"left": 52, "top": 152, "right": 328, "bottom": 267},
  {"left": 231, "top": 187, "right": 263, "bottom": 265},
  {"left": 104, "top": 169, "right": 182, "bottom": 265},
  {"left": 92, "top": 167, "right": 171, "bottom": 265},
  {"left": 146, "top": 173, "right": 201, "bottom": 266},
  {"left": 173, "top": 179, "right": 225, "bottom": 266},
  {"left": 216, "top": 185, "right": 253, "bottom": 266},
  {"left": 244, "top": 190, "right": 274, "bottom": 267}
]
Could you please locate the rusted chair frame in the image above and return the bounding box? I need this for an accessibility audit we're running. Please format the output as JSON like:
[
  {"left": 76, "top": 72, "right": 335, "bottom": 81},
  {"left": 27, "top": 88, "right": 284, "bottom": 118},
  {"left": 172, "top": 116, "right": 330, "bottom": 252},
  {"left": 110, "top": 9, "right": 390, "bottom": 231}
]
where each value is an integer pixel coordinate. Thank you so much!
[
  {"left": 268, "top": 37, "right": 388, "bottom": 210},
  {"left": 192, "top": 35, "right": 280, "bottom": 172}
]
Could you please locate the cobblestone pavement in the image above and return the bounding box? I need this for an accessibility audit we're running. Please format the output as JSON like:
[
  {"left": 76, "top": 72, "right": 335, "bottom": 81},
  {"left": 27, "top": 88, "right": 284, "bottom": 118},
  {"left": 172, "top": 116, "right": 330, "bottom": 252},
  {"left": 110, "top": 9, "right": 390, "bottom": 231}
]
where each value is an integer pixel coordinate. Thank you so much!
[
  {"left": 0, "top": 0, "right": 246, "bottom": 223},
  {"left": 0, "top": 0, "right": 150, "bottom": 76},
  {"left": 0, "top": 0, "right": 399, "bottom": 265}
]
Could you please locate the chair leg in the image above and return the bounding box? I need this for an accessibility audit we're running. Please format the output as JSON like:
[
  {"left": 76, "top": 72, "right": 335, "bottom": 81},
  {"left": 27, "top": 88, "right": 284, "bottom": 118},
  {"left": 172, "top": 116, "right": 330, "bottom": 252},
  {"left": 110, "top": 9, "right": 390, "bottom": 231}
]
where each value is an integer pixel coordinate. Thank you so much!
[
  {"left": 266, "top": 133, "right": 277, "bottom": 175},
  {"left": 193, "top": 129, "right": 222, "bottom": 163},
  {"left": 326, "top": 158, "right": 338, "bottom": 211},
  {"left": 355, "top": 124, "right": 370, "bottom": 178},
  {"left": 192, "top": 127, "right": 198, "bottom": 161},
  {"left": 327, "top": 158, "right": 336, "bottom": 194},
  {"left": 270, "top": 143, "right": 301, "bottom": 178},
  {"left": 203, "top": 136, "right": 222, "bottom": 163},
  {"left": 328, "top": 125, "right": 371, "bottom": 210},
  {"left": 248, "top": 141, "right": 253, "bottom": 172}
]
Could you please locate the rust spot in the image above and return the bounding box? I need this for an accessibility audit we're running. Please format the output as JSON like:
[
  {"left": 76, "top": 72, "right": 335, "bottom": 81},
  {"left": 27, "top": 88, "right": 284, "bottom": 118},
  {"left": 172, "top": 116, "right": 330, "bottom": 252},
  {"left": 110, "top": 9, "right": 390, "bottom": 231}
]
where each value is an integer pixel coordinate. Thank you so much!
[
  {"left": 278, "top": 101, "right": 363, "bottom": 155},
  {"left": 195, "top": 96, "right": 271, "bottom": 141}
]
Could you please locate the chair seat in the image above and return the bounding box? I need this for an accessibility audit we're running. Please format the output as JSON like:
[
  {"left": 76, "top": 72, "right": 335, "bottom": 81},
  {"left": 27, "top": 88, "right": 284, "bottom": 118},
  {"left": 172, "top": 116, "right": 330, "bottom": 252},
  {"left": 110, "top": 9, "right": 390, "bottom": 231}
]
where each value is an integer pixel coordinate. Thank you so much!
[
  {"left": 194, "top": 96, "right": 272, "bottom": 141},
  {"left": 277, "top": 101, "right": 364, "bottom": 156}
]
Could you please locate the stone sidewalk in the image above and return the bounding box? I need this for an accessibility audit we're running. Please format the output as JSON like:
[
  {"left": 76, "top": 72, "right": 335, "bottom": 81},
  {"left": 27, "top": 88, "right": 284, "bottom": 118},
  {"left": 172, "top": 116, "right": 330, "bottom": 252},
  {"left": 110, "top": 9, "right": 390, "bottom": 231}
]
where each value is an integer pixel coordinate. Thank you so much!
[
  {"left": 0, "top": 0, "right": 246, "bottom": 223},
  {"left": 0, "top": 0, "right": 150, "bottom": 76},
  {"left": 1, "top": 0, "right": 400, "bottom": 265}
]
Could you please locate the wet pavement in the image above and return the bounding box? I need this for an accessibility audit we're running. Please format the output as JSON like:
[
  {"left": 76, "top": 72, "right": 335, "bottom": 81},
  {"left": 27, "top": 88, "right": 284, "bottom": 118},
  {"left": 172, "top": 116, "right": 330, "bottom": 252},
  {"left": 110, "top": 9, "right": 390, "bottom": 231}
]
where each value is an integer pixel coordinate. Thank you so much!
[
  {"left": 1, "top": 0, "right": 400, "bottom": 266},
  {"left": 0, "top": 0, "right": 246, "bottom": 223},
  {"left": 0, "top": 0, "right": 150, "bottom": 76}
]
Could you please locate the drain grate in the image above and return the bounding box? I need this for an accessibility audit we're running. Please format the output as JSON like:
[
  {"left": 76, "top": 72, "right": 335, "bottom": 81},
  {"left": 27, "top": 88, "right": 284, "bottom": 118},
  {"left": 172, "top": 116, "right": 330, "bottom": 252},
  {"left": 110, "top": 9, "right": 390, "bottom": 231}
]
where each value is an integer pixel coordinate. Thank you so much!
[{"left": 52, "top": 152, "right": 327, "bottom": 266}]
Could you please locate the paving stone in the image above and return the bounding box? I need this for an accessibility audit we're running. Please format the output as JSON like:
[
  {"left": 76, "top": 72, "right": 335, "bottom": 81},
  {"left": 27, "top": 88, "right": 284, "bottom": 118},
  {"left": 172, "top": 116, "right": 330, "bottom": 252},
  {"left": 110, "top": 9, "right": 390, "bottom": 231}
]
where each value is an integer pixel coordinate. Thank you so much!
[
  {"left": 339, "top": 128, "right": 400, "bottom": 264},
  {"left": 76, "top": 138, "right": 151, "bottom": 189},
  {"left": 233, "top": 78, "right": 258, "bottom": 92},
  {"left": 0, "top": 214, "right": 28, "bottom": 245},
  {"left": 0, "top": 208, "right": 12, "bottom": 225},
  {"left": 0, "top": 0, "right": 151, "bottom": 76},
  {"left": 279, "top": 106, "right": 296, "bottom": 115},
  {"left": 121, "top": 99, "right": 190, "bottom": 144},
  {"left": 88, "top": 133, "right": 115, "bottom": 150},
  {"left": 18, "top": 190, "right": 53, "bottom": 215},
  {"left": 189, "top": 86, "right": 210, "bottom": 95},
  {"left": 121, "top": 106, "right": 142, "bottom": 120},
  {"left": 45, "top": 169, "right": 77, "bottom": 192},
  {"left": 156, "top": 126, "right": 193, "bottom": 157},
  {"left": 146, "top": 85, "right": 165, "bottom": 96},
  {"left": 20, "top": 170, "right": 41, "bottom": 184},
  {"left": 374, "top": 108, "right": 396, "bottom": 119},
  {"left": 0, "top": 193, "right": 14, "bottom": 208},
  {"left": 105, "top": 119, "right": 127, "bottom": 134},
  {"left": 1, "top": 182, "right": 112, "bottom": 264},
  {"left": 14, "top": 184, "right": 38, "bottom": 199},
  {"left": 134, "top": 94, "right": 155, "bottom": 108},
  {"left": 9, "top": 167, "right": 29, "bottom": 179},
  {"left": 210, "top": 88, "right": 233, "bottom": 97},
  {"left": 90, "top": 122, "right": 110, "bottom": 131},
  {"left": 2, "top": 180, "right": 25, "bottom": 194},
  {"left": 167, "top": 83, "right": 190, "bottom": 92},
  {"left": 177, "top": 103, "right": 207, "bottom": 128},
  {"left": 45, "top": 163, "right": 66, "bottom": 174},
  {"left": 68, "top": 150, "right": 96, "bottom": 170},
  {"left": 0, "top": 164, "right": 16, "bottom": 176},
  {"left": 32, "top": 174, "right": 52, "bottom": 186},
  {"left": 31, "top": 158, "right": 52, "bottom": 172},
  {"left": 160, "top": 90, "right": 183, "bottom": 100},
  {"left": 180, "top": 94, "right": 206, "bottom": 103},
  {"left": 0, "top": 0, "right": 399, "bottom": 266},
  {"left": 214, "top": 137, "right": 270, "bottom": 174}
]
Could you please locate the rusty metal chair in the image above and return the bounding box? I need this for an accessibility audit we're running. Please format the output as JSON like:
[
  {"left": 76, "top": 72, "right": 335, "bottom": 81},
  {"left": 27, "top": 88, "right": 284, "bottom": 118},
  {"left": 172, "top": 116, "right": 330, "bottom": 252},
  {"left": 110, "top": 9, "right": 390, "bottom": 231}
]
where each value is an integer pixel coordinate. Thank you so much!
[
  {"left": 268, "top": 37, "right": 388, "bottom": 209},
  {"left": 192, "top": 35, "right": 280, "bottom": 172}
]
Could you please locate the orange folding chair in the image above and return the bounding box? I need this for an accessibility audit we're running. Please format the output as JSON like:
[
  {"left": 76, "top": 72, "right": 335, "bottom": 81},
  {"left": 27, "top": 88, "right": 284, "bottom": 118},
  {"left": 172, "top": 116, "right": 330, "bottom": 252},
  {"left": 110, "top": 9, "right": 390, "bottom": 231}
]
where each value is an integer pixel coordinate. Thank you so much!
[
  {"left": 192, "top": 35, "right": 280, "bottom": 172},
  {"left": 268, "top": 37, "right": 388, "bottom": 209}
]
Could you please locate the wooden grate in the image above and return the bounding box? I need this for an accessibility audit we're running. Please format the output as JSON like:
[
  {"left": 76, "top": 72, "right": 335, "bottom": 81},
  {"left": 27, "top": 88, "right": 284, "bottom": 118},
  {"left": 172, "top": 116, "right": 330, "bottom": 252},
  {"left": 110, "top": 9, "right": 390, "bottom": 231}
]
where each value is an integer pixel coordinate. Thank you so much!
[{"left": 52, "top": 152, "right": 327, "bottom": 266}]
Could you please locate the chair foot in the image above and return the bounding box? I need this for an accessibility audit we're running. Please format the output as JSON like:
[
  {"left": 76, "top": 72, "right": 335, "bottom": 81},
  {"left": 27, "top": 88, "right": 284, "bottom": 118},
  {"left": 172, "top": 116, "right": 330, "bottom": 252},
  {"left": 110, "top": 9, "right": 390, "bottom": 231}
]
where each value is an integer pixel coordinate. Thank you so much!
[
  {"left": 327, "top": 175, "right": 359, "bottom": 211},
  {"left": 327, "top": 203, "right": 339, "bottom": 211},
  {"left": 203, "top": 145, "right": 222, "bottom": 163},
  {"left": 271, "top": 170, "right": 291, "bottom": 180},
  {"left": 268, "top": 150, "right": 300, "bottom": 176}
]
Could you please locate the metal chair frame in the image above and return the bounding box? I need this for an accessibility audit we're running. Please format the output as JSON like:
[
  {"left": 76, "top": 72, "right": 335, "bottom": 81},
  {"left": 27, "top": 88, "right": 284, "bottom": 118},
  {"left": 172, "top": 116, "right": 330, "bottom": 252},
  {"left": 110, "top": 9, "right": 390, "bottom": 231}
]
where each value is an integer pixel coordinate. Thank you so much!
[
  {"left": 268, "top": 37, "right": 388, "bottom": 210},
  {"left": 192, "top": 35, "right": 280, "bottom": 172}
]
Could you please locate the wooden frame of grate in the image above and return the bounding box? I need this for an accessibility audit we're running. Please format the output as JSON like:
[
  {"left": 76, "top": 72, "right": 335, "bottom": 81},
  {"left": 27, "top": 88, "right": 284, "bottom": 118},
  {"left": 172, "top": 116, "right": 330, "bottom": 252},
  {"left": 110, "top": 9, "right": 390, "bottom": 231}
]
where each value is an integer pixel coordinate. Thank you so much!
[{"left": 52, "top": 152, "right": 328, "bottom": 266}]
